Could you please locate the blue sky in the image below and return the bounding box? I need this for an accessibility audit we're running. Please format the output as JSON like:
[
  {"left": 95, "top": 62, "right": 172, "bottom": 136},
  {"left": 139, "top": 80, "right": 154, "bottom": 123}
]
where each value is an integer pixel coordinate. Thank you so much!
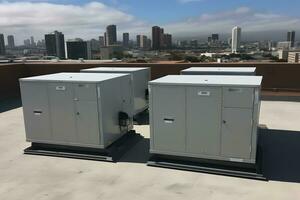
[
  {"left": 1, "top": 0, "right": 300, "bottom": 44},
  {"left": 101, "top": 0, "right": 300, "bottom": 23}
]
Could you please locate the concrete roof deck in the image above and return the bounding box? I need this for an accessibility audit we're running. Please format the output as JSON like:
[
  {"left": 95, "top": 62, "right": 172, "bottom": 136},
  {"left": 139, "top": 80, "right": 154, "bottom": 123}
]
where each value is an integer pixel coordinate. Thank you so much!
[{"left": 0, "top": 100, "right": 300, "bottom": 199}]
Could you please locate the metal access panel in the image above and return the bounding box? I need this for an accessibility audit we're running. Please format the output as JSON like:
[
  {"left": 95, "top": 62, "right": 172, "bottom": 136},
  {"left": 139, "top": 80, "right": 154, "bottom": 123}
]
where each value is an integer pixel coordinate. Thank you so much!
[
  {"left": 151, "top": 86, "right": 186, "bottom": 152},
  {"left": 186, "top": 87, "right": 222, "bottom": 156},
  {"left": 81, "top": 67, "right": 150, "bottom": 115},
  {"left": 149, "top": 75, "right": 262, "bottom": 164},
  {"left": 20, "top": 73, "right": 134, "bottom": 149},
  {"left": 181, "top": 67, "right": 256, "bottom": 75}
]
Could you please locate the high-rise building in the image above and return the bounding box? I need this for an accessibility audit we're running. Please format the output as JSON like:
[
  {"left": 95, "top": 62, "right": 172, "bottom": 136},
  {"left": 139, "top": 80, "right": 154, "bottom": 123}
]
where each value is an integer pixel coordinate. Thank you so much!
[
  {"left": 136, "top": 35, "right": 148, "bottom": 49},
  {"left": 66, "top": 39, "right": 91, "bottom": 60},
  {"left": 37, "top": 40, "right": 45, "bottom": 48},
  {"left": 164, "top": 34, "right": 172, "bottom": 49},
  {"left": 30, "top": 36, "right": 35, "bottom": 47},
  {"left": 45, "top": 31, "right": 66, "bottom": 59},
  {"left": 208, "top": 37, "right": 212, "bottom": 43},
  {"left": 212, "top": 34, "right": 219, "bottom": 42},
  {"left": 106, "top": 25, "right": 117, "bottom": 46},
  {"left": 136, "top": 35, "right": 142, "bottom": 48},
  {"left": 104, "top": 32, "right": 107, "bottom": 46},
  {"left": 24, "top": 39, "right": 31, "bottom": 47},
  {"left": 7, "top": 35, "right": 15, "bottom": 49},
  {"left": 123, "top": 33, "right": 129, "bottom": 47},
  {"left": 0, "top": 34, "right": 5, "bottom": 55},
  {"left": 90, "top": 39, "right": 100, "bottom": 52},
  {"left": 232, "top": 26, "right": 242, "bottom": 53},
  {"left": 160, "top": 28, "right": 165, "bottom": 49},
  {"left": 152, "top": 26, "right": 161, "bottom": 50},
  {"left": 190, "top": 40, "right": 198, "bottom": 48},
  {"left": 287, "top": 31, "right": 296, "bottom": 48},
  {"left": 99, "top": 36, "right": 105, "bottom": 47}
]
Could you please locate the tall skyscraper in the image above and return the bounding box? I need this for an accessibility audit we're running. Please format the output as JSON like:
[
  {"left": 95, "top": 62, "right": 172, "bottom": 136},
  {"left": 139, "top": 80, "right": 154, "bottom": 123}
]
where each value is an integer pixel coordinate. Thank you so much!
[
  {"left": 66, "top": 39, "right": 91, "bottom": 60},
  {"left": 136, "top": 35, "right": 148, "bottom": 49},
  {"left": 24, "top": 39, "right": 31, "bottom": 47},
  {"left": 160, "top": 28, "right": 165, "bottom": 49},
  {"left": 7, "top": 35, "right": 15, "bottom": 49},
  {"left": 45, "top": 31, "right": 66, "bottom": 59},
  {"left": 123, "top": 33, "right": 129, "bottom": 47},
  {"left": 232, "top": 26, "right": 242, "bottom": 53},
  {"left": 164, "top": 34, "right": 172, "bottom": 49},
  {"left": 106, "top": 25, "right": 117, "bottom": 46},
  {"left": 30, "top": 36, "right": 35, "bottom": 47},
  {"left": 152, "top": 26, "right": 161, "bottom": 50},
  {"left": 287, "top": 31, "right": 296, "bottom": 48},
  {"left": 0, "top": 34, "right": 5, "bottom": 55},
  {"left": 104, "top": 32, "right": 107, "bottom": 46},
  {"left": 99, "top": 36, "right": 105, "bottom": 47},
  {"left": 212, "top": 34, "right": 219, "bottom": 42}
]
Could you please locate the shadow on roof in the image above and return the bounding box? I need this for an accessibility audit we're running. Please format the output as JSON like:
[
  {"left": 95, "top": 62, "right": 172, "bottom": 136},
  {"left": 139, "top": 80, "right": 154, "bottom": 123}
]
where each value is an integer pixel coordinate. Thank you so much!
[
  {"left": 120, "top": 128, "right": 300, "bottom": 183},
  {"left": 262, "top": 96, "right": 300, "bottom": 102},
  {"left": 259, "top": 128, "right": 300, "bottom": 183},
  {"left": 0, "top": 98, "right": 22, "bottom": 113}
]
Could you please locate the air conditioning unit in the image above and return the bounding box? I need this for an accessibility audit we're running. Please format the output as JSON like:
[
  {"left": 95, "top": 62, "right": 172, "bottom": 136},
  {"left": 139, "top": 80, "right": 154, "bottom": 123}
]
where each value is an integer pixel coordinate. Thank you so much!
[
  {"left": 149, "top": 75, "right": 262, "bottom": 166},
  {"left": 81, "top": 67, "right": 150, "bottom": 116},
  {"left": 181, "top": 67, "right": 256, "bottom": 75},
  {"left": 20, "top": 73, "right": 134, "bottom": 151}
]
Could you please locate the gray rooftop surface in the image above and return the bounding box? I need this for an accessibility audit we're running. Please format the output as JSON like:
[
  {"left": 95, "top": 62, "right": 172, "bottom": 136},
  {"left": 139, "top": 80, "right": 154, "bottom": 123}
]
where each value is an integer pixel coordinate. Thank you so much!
[
  {"left": 0, "top": 100, "right": 300, "bottom": 199},
  {"left": 149, "top": 75, "right": 262, "bottom": 87},
  {"left": 181, "top": 67, "right": 256, "bottom": 73},
  {"left": 81, "top": 67, "right": 149, "bottom": 72},
  {"left": 19, "top": 72, "right": 130, "bottom": 83}
]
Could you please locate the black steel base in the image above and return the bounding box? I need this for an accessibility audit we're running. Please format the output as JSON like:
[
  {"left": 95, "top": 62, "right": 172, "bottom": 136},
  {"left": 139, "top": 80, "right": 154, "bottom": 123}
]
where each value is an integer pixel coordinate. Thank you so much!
[
  {"left": 24, "top": 130, "right": 142, "bottom": 162},
  {"left": 148, "top": 153, "right": 266, "bottom": 181}
]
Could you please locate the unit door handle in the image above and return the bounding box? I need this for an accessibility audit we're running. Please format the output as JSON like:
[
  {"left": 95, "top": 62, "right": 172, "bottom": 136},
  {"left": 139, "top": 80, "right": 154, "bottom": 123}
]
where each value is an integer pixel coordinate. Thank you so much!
[{"left": 222, "top": 120, "right": 227, "bottom": 124}]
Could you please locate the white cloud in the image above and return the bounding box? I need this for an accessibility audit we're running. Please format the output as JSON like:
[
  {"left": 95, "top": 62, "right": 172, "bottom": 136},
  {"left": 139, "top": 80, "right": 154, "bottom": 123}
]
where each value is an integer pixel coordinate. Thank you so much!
[
  {"left": 163, "top": 7, "right": 300, "bottom": 39},
  {"left": 0, "top": 1, "right": 149, "bottom": 44},
  {"left": 0, "top": 2, "right": 299, "bottom": 44}
]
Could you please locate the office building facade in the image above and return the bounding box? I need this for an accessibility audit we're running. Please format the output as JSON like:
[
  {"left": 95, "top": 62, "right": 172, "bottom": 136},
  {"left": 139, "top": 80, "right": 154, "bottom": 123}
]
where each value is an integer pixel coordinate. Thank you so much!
[
  {"left": 7, "top": 35, "right": 15, "bottom": 49},
  {"left": 45, "top": 31, "right": 66, "bottom": 59},
  {"left": 152, "top": 26, "right": 161, "bottom": 50},
  {"left": 123, "top": 33, "right": 129, "bottom": 47},
  {"left": 0, "top": 34, "right": 5, "bottom": 55},
  {"left": 106, "top": 25, "right": 117, "bottom": 46},
  {"left": 232, "top": 26, "right": 242, "bottom": 53},
  {"left": 287, "top": 31, "right": 296, "bottom": 48},
  {"left": 66, "top": 39, "right": 91, "bottom": 60}
]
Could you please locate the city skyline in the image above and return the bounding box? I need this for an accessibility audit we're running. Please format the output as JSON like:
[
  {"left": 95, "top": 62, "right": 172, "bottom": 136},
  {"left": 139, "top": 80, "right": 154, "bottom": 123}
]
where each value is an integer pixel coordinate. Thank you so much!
[{"left": 0, "top": 1, "right": 300, "bottom": 45}]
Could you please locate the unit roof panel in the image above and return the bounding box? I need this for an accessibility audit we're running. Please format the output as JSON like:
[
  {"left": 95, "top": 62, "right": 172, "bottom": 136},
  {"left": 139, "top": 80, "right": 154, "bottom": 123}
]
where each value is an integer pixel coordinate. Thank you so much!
[
  {"left": 181, "top": 67, "right": 256, "bottom": 73},
  {"left": 20, "top": 72, "right": 129, "bottom": 82},
  {"left": 81, "top": 67, "right": 148, "bottom": 72},
  {"left": 149, "top": 75, "right": 262, "bottom": 87}
]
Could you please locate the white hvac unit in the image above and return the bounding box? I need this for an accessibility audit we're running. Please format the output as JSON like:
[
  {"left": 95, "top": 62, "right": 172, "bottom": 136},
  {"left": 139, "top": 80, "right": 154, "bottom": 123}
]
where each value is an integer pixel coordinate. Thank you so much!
[
  {"left": 181, "top": 67, "right": 256, "bottom": 75},
  {"left": 149, "top": 75, "right": 262, "bottom": 165},
  {"left": 81, "top": 67, "right": 150, "bottom": 116},
  {"left": 20, "top": 73, "right": 134, "bottom": 150}
]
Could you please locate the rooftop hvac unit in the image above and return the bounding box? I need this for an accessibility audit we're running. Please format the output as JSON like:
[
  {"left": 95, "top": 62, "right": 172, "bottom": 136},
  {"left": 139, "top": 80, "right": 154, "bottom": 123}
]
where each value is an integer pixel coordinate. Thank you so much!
[
  {"left": 81, "top": 67, "right": 150, "bottom": 116},
  {"left": 148, "top": 75, "right": 264, "bottom": 179},
  {"left": 20, "top": 73, "right": 135, "bottom": 160},
  {"left": 181, "top": 67, "right": 256, "bottom": 75}
]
